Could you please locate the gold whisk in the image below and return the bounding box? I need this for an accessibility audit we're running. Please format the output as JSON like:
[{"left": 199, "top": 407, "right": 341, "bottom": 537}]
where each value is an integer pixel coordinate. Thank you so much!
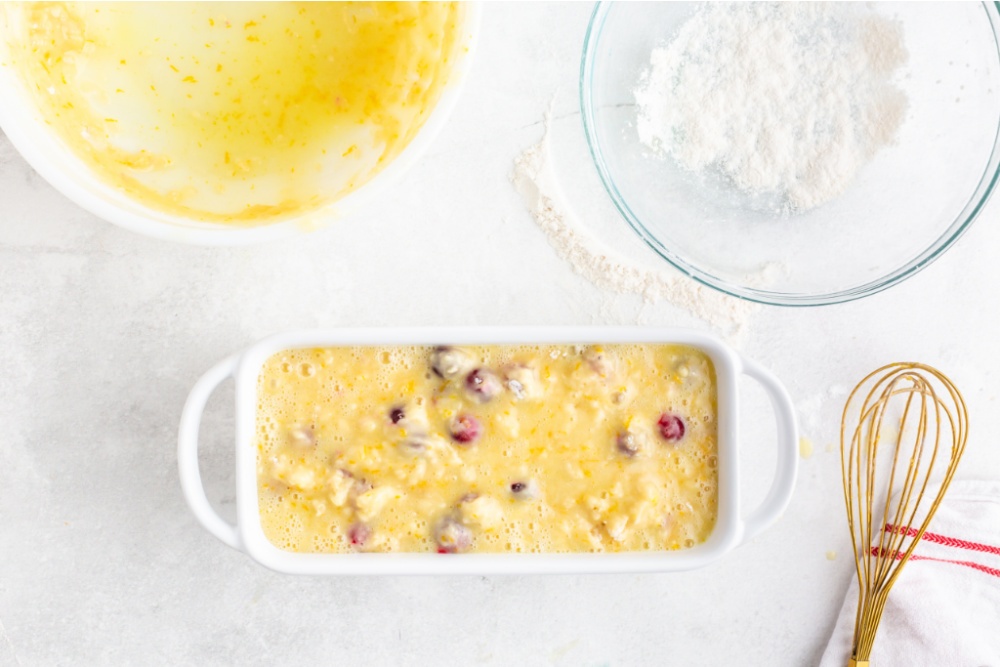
[{"left": 840, "top": 363, "right": 968, "bottom": 667}]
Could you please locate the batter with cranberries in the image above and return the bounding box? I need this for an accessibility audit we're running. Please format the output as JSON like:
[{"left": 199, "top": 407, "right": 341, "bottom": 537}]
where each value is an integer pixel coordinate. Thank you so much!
[{"left": 255, "top": 343, "right": 718, "bottom": 554}]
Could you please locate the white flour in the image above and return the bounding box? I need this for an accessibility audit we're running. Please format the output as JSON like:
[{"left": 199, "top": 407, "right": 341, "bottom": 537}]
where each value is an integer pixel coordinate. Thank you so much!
[
  {"left": 635, "top": 3, "right": 908, "bottom": 213},
  {"left": 510, "top": 119, "right": 760, "bottom": 338}
]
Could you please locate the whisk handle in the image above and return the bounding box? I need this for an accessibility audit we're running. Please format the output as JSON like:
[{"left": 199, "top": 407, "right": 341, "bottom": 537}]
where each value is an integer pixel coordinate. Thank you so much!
[{"left": 739, "top": 356, "right": 799, "bottom": 544}]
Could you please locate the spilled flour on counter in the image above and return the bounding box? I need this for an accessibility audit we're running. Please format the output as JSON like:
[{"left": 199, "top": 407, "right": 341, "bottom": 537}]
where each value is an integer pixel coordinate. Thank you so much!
[
  {"left": 635, "top": 3, "right": 908, "bottom": 214},
  {"left": 510, "top": 116, "right": 762, "bottom": 338}
]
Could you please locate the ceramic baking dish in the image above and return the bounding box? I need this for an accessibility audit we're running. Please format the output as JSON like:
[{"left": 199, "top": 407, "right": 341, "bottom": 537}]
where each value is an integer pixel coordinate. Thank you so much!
[{"left": 178, "top": 327, "right": 798, "bottom": 574}]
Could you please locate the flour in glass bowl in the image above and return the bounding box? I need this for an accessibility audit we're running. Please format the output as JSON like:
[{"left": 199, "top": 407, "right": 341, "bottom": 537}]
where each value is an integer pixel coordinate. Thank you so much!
[{"left": 634, "top": 3, "right": 909, "bottom": 214}]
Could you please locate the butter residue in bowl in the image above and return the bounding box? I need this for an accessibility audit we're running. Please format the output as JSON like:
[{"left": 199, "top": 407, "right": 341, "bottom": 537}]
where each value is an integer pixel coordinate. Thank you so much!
[{"left": 3, "top": 2, "right": 463, "bottom": 224}]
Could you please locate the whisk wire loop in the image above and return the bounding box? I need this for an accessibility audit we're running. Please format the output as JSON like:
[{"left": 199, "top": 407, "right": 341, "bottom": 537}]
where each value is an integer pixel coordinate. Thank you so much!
[{"left": 839, "top": 362, "right": 967, "bottom": 666}]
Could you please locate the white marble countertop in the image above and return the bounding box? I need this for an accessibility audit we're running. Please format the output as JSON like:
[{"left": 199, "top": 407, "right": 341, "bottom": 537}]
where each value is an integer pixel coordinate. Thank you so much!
[{"left": 2, "top": 3, "right": 999, "bottom": 665}]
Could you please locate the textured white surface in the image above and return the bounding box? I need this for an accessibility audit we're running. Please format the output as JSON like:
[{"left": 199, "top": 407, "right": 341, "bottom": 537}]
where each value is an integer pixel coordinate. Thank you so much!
[{"left": 1, "top": 4, "right": 999, "bottom": 665}]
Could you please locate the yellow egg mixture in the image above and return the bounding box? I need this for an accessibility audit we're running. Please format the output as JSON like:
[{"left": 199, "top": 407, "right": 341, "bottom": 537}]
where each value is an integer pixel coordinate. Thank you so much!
[
  {"left": 2, "top": 2, "right": 463, "bottom": 223},
  {"left": 255, "top": 344, "right": 719, "bottom": 554}
]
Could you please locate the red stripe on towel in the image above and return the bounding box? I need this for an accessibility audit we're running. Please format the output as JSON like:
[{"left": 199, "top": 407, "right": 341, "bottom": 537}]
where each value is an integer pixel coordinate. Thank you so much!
[
  {"left": 884, "top": 524, "right": 1000, "bottom": 557},
  {"left": 870, "top": 546, "right": 1000, "bottom": 579}
]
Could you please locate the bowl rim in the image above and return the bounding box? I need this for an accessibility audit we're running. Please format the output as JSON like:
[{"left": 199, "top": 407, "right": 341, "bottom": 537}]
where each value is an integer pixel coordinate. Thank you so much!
[
  {"left": 580, "top": 1, "right": 1000, "bottom": 307},
  {"left": 0, "top": 3, "right": 483, "bottom": 246},
  {"left": 178, "top": 326, "right": 800, "bottom": 574}
]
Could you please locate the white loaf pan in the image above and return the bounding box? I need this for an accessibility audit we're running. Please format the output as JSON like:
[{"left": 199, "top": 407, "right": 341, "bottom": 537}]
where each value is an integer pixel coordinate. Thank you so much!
[{"left": 178, "top": 327, "right": 798, "bottom": 575}]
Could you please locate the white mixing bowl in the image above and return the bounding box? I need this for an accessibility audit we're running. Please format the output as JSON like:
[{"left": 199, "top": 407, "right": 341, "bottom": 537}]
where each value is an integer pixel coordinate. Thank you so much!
[{"left": 0, "top": 4, "right": 481, "bottom": 245}]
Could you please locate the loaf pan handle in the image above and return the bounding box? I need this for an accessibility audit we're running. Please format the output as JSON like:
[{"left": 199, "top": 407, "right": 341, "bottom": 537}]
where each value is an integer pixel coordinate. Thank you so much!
[
  {"left": 738, "top": 355, "right": 799, "bottom": 544},
  {"left": 178, "top": 354, "right": 241, "bottom": 550}
]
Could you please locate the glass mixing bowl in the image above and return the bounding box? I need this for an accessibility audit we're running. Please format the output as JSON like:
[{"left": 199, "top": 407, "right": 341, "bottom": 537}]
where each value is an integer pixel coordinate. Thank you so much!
[{"left": 581, "top": 2, "right": 1000, "bottom": 306}]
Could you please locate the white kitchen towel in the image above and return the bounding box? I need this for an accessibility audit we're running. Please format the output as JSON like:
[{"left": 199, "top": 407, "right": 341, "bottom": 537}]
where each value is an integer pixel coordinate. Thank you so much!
[{"left": 820, "top": 480, "right": 1000, "bottom": 667}]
